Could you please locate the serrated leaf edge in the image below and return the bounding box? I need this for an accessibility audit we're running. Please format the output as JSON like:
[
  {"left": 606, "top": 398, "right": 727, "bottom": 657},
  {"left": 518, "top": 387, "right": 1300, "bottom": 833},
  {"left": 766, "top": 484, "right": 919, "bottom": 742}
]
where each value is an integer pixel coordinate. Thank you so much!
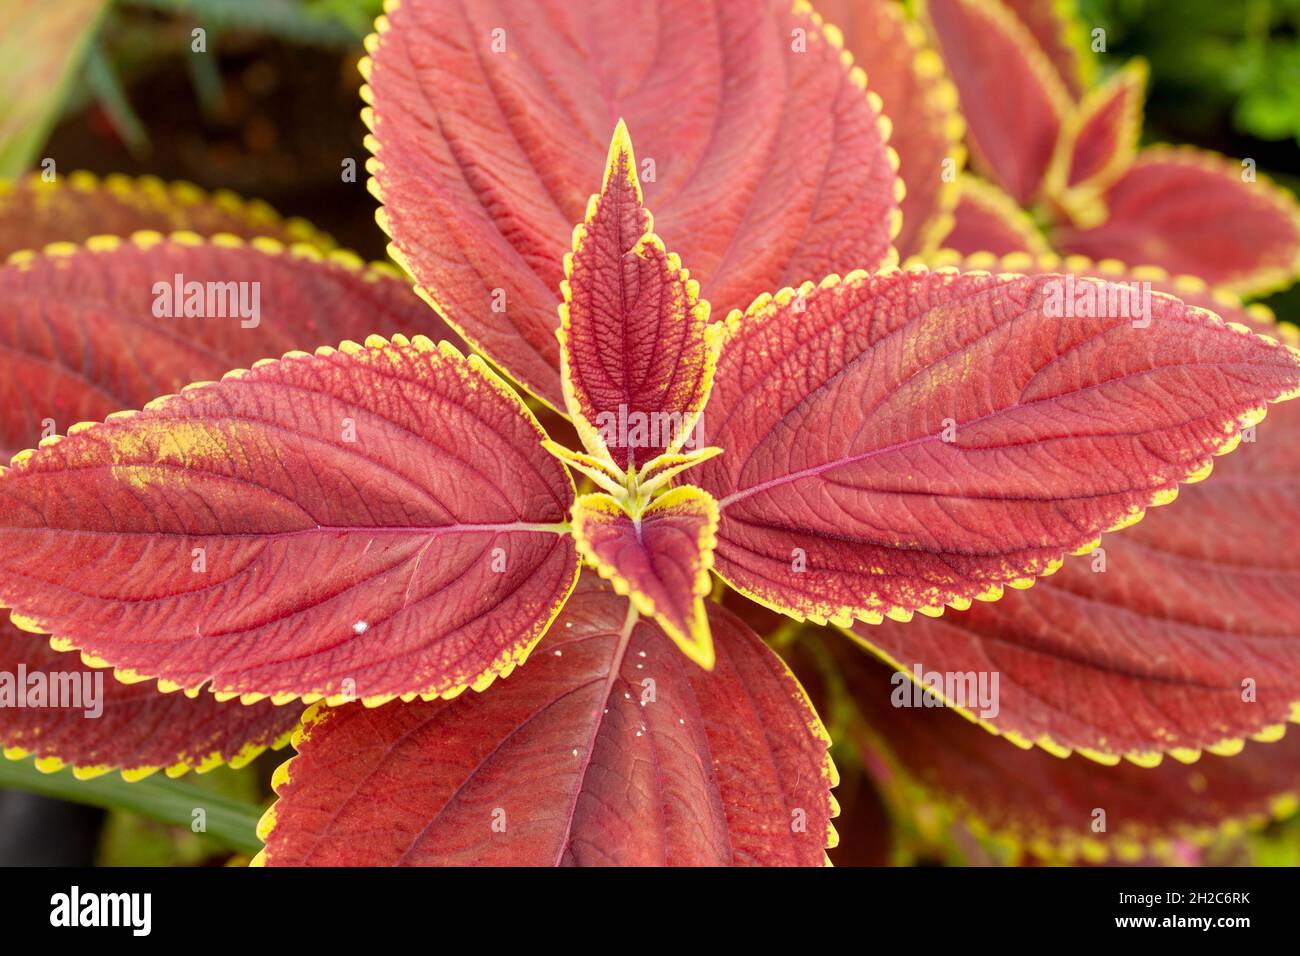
[
  {"left": 1061, "top": 143, "right": 1300, "bottom": 298},
  {"left": 710, "top": 263, "right": 1300, "bottom": 634},
  {"left": 1, "top": 717, "right": 299, "bottom": 783},
  {"left": 0, "top": 168, "right": 337, "bottom": 253},
  {"left": 0, "top": 323, "right": 580, "bottom": 709}
]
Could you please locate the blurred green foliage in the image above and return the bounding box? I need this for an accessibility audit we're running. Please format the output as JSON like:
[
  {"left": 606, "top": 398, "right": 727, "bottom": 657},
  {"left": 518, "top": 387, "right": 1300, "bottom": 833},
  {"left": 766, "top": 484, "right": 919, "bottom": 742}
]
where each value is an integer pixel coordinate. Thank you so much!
[
  {"left": 119, "top": 0, "right": 384, "bottom": 47},
  {"left": 1080, "top": 0, "right": 1300, "bottom": 151},
  {"left": 97, "top": 764, "right": 265, "bottom": 866}
]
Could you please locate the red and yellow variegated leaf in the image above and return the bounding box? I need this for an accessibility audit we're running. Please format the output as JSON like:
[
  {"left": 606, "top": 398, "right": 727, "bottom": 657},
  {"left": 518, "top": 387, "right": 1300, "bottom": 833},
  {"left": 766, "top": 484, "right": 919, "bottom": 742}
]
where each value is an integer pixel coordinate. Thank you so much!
[
  {"left": 1051, "top": 146, "right": 1300, "bottom": 296},
  {"left": 694, "top": 267, "right": 1300, "bottom": 627},
  {"left": 815, "top": 0, "right": 966, "bottom": 257},
  {"left": 0, "top": 0, "right": 106, "bottom": 176},
  {"left": 558, "top": 123, "right": 722, "bottom": 470},
  {"left": 831, "top": 638, "right": 1300, "bottom": 863},
  {"left": 0, "top": 235, "right": 450, "bottom": 462},
  {"left": 1000, "top": 0, "right": 1095, "bottom": 98},
  {"left": 571, "top": 486, "right": 719, "bottom": 669},
  {"left": 364, "top": 0, "right": 901, "bottom": 409},
  {"left": 841, "top": 255, "right": 1300, "bottom": 758},
  {"left": 919, "top": 0, "right": 1071, "bottom": 205},
  {"left": 256, "top": 578, "right": 836, "bottom": 866},
  {"left": 936, "top": 174, "right": 1052, "bottom": 257},
  {"left": 852, "top": 384, "right": 1300, "bottom": 760},
  {"left": 1046, "top": 59, "right": 1147, "bottom": 226},
  {"left": 0, "top": 172, "right": 335, "bottom": 260},
  {"left": 0, "top": 618, "right": 300, "bottom": 780},
  {"left": 0, "top": 335, "right": 579, "bottom": 705}
]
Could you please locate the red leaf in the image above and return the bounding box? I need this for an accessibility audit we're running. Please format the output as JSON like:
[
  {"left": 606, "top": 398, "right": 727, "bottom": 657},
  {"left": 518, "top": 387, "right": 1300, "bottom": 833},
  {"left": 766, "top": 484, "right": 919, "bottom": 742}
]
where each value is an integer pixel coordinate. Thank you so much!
[
  {"left": 0, "top": 618, "right": 300, "bottom": 779},
  {"left": 831, "top": 638, "right": 1300, "bottom": 862},
  {"left": 0, "top": 335, "right": 579, "bottom": 704},
  {"left": 1046, "top": 59, "right": 1147, "bottom": 225},
  {"left": 1051, "top": 146, "right": 1300, "bottom": 296},
  {"left": 920, "top": 0, "right": 1071, "bottom": 204},
  {"left": 939, "top": 174, "right": 1052, "bottom": 257},
  {"left": 364, "top": 0, "right": 900, "bottom": 408},
  {"left": 256, "top": 578, "right": 836, "bottom": 866},
  {"left": 0, "top": 172, "right": 335, "bottom": 260},
  {"left": 845, "top": 252, "right": 1300, "bottom": 758},
  {"left": 0, "top": 235, "right": 450, "bottom": 461},
  {"left": 571, "top": 486, "right": 719, "bottom": 669},
  {"left": 816, "top": 0, "right": 966, "bottom": 257},
  {"left": 693, "top": 266, "right": 1300, "bottom": 627},
  {"left": 999, "top": 0, "right": 1094, "bottom": 98},
  {"left": 558, "top": 123, "right": 722, "bottom": 470}
]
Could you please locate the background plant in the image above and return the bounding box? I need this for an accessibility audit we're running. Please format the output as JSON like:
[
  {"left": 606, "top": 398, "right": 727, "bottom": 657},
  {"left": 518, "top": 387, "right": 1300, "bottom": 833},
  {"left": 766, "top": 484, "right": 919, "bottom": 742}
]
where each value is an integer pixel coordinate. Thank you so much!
[{"left": 0, "top": 0, "right": 1294, "bottom": 868}]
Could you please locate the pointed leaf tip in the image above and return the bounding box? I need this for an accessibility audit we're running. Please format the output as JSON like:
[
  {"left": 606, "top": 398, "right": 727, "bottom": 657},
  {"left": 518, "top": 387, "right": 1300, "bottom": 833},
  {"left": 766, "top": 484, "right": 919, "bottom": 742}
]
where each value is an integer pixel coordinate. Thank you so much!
[
  {"left": 560, "top": 129, "right": 720, "bottom": 472},
  {"left": 842, "top": 277, "right": 1300, "bottom": 758},
  {"left": 368, "top": 0, "right": 899, "bottom": 408},
  {"left": 695, "top": 268, "right": 1300, "bottom": 626}
]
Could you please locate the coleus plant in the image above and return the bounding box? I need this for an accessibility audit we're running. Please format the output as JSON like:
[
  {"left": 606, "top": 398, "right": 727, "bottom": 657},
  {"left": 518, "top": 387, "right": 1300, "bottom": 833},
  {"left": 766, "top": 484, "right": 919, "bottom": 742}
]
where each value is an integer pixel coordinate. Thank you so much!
[
  {"left": 908, "top": 0, "right": 1300, "bottom": 294},
  {"left": 1, "top": 0, "right": 1299, "bottom": 867}
]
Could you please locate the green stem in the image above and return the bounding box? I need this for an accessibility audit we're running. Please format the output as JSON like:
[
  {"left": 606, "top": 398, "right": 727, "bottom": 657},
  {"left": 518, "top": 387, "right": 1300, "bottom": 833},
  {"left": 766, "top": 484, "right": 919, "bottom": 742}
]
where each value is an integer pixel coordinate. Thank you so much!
[{"left": 0, "top": 759, "right": 263, "bottom": 855}]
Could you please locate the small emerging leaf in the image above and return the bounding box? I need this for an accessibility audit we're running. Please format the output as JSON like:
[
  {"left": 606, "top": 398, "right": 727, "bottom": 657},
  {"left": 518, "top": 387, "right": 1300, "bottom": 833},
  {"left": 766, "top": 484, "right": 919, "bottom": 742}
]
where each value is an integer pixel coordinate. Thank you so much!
[
  {"left": 1046, "top": 59, "right": 1148, "bottom": 226},
  {"left": 559, "top": 122, "right": 722, "bottom": 470},
  {"left": 571, "top": 486, "right": 719, "bottom": 669}
]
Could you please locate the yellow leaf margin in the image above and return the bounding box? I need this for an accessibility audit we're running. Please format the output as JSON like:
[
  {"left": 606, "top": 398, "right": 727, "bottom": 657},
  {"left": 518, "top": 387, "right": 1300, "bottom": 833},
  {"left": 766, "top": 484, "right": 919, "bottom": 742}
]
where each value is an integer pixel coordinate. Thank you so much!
[
  {"left": 571, "top": 485, "right": 719, "bottom": 670},
  {"left": 0, "top": 247, "right": 581, "bottom": 710}
]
